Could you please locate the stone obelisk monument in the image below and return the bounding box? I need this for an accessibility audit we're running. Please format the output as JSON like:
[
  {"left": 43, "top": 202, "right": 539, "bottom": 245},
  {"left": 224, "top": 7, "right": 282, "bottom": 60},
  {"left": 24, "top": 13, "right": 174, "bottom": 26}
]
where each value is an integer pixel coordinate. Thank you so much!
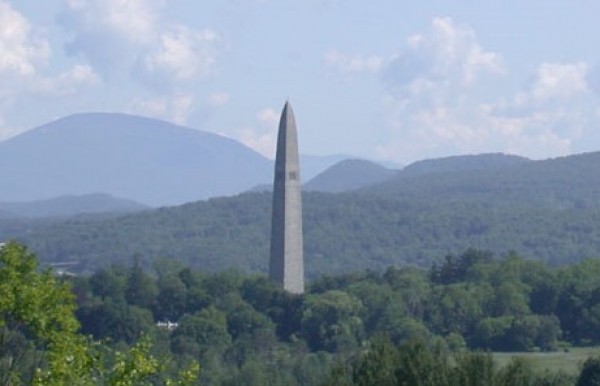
[{"left": 269, "top": 101, "right": 304, "bottom": 294}]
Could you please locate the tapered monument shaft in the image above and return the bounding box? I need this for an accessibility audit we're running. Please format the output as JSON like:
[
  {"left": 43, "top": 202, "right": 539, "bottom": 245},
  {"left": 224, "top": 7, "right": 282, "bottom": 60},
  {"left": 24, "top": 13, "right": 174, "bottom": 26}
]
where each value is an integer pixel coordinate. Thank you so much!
[{"left": 269, "top": 102, "right": 304, "bottom": 294}]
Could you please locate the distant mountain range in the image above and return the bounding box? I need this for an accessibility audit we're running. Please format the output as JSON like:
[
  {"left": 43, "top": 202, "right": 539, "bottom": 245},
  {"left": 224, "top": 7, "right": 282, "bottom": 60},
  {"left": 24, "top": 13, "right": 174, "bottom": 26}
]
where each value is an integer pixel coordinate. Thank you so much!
[
  {"left": 0, "top": 113, "right": 274, "bottom": 206},
  {"left": 0, "top": 194, "right": 148, "bottom": 218},
  {"left": 399, "top": 153, "right": 529, "bottom": 177},
  {"left": 304, "top": 159, "right": 398, "bottom": 192},
  {"left": 0, "top": 113, "right": 379, "bottom": 207},
  {"left": 4, "top": 151, "right": 600, "bottom": 276}
]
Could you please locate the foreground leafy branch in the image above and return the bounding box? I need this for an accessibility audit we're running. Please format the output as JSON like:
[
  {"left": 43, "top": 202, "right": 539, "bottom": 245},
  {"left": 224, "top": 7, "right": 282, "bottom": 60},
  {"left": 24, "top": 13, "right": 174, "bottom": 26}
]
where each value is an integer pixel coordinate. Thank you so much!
[{"left": 0, "top": 241, "right": 198, "bottom": 385}]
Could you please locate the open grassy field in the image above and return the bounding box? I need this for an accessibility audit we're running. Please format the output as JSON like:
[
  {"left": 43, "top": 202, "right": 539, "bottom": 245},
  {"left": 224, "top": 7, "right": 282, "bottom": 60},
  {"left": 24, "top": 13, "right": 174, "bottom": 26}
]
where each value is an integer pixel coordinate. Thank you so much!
[{"left": 493, "top": 347, "right": 600, "bottom": 374}]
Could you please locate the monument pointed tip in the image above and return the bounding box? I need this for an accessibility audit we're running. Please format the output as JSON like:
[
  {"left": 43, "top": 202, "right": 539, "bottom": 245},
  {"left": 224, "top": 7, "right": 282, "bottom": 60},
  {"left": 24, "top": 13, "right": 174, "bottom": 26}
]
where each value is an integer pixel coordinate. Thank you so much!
[{"left": 281, "top": 101, "right": 293, "bottom": 119}]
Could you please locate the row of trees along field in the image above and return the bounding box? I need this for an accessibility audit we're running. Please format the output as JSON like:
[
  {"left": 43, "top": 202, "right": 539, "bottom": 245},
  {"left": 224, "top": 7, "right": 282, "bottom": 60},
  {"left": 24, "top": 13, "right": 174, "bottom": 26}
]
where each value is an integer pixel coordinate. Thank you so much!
[{"left": 5, "top": 242, "right": 600, "bottom": 385}]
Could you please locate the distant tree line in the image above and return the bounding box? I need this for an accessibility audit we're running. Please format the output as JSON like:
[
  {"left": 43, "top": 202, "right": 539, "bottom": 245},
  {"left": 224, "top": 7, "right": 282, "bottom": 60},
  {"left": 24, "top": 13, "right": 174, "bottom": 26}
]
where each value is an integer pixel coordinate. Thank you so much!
[
  {"left": 64, "top": 248, "right": 600, "bottom": 385},
  {"left": 8, "top": 242, "right": 600, "bottom": 386},
  {"left": 7, "top": 241, "right": 600, "bottom": 384},
  {"left": 5, "top": 190, "right": 600, "bottom": 277}
]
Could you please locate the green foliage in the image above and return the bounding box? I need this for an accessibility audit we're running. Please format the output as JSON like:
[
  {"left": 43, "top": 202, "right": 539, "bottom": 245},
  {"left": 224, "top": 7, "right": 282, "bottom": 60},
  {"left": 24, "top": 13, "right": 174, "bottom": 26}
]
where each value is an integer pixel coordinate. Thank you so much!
[
  {"left": 8, "top": 239, "right": 600, "bottom": 385},
  {"left": 321, "top": 338, "right": 578, "bottom": 386},
  {"left": 0, "top": 241, "right": 198, "bottom": 385},
  {"left": 301, "top": 290, "right": 364, "bottom": 352},
  {"left": 0, "top": 241, "right": 94, "bottom": 384},
  {"left": 577, "top": 356, "right": 600, "bottom": 386},
  {"left": 351, "top": 338, "right": 398, "bottom": 386},
  {"left": 8, "top": 162, "right": 600, "bottom": 278},
  {"left": 70, "top": 248, "right": 600, "bottom": 384}
]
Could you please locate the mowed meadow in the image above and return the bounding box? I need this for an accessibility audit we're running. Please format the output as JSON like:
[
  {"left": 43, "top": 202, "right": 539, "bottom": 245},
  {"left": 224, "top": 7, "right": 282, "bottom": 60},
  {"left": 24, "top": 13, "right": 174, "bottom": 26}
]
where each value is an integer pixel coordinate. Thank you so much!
[{"left": 495, "top": 347, "right": 600, "bottom": 374}]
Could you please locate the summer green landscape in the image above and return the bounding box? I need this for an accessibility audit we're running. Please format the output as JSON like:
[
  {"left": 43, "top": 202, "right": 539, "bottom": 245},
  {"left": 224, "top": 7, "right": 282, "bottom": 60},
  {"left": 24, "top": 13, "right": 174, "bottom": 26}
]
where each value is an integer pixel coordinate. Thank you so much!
[
  {"left": 4, "top": 115, "right": 600, "bottom": 384},
  {"left": 4, "top": 0, "right": 600, "bottom": 383}
]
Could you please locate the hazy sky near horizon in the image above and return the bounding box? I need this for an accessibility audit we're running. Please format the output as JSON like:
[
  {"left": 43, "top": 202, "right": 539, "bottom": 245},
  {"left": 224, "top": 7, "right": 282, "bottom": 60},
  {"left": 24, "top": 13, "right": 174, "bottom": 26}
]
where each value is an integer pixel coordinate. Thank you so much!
[{"left": 1, "top": 1, "right": 600, "bottom": 164}]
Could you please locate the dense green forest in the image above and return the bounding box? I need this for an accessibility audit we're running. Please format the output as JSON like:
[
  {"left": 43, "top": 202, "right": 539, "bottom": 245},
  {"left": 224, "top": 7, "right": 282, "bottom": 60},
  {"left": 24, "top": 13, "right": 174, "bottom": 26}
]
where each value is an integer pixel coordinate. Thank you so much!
[
  {"left": 4, "top": 152, "right": 600, "bottom": 383},
  {"left": 3, "top": 190, "right": 600, "bottom": 276},
  {"left": 3, "top": 152, "right": 600, "bottom": 276},
  {"left": 6, "top": 241, "right": 600, "bottom": 384}
]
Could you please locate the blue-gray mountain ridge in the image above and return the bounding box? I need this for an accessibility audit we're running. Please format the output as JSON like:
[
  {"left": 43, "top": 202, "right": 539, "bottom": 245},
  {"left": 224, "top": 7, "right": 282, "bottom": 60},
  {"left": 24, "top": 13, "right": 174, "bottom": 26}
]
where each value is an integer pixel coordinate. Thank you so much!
[{"left": 0, "top": 113, "right": 354, "bottom": 207}]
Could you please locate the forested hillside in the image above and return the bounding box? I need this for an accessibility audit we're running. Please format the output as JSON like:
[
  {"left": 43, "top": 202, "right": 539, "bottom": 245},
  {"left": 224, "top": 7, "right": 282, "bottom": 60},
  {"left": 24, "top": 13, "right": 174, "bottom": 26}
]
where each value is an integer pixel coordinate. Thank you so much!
[
  {"left": 373, "top": 152, "right": 600, "bottom": 207},
  {"left": 398, "top": 153, "right": 530, "bottom": 177},
  {"left": 2, "top": 151, "right": 600, "bottom": 275},
  {"left": 0, "top": 193, "right": 148, "bottom": 218},
  {"left": 304, "top": 159, "right": 397, "bottom": 192},
  {"left": 9, "top": 241, "right": 600, "bottom": 385},
  {"left": 18, "top": 244, "right": 600, "bottom": 385}
]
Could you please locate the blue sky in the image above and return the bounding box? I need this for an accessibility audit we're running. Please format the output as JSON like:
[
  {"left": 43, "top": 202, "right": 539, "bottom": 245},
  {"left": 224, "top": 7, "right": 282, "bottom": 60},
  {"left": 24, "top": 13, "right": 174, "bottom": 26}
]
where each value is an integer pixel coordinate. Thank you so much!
[{"left": 1, "top": 1, "right": 600, "bottom": 164}]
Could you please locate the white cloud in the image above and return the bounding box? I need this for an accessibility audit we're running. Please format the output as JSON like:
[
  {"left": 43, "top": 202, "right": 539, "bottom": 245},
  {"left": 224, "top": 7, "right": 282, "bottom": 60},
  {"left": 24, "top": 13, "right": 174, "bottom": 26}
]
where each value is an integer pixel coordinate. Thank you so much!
[
  {"left": 256, "top": 107, "right": 279, "bottom": 127},
  {"left": 59, "top": 0, "right": 220, "bottom": 90},
  {"left": 129, "top": 94, "right": 194, "bottom": 124},
  {"left": 140, "top": 26, "right": 219, "bottom": 85},
  {"left": 377, "top": 17, "right": 595, "bottom": 163},
  {"left": 0, "top": 1, "right": 97, "bottom": 133},
  {"left": 325, "top": 49, "right": 384, "bottom": 77},
  {"left": 61, "top": 0, "right": 160, "bottom": 45},
  {"left": 383, "top": 17, "right": 504, "bottom": 101},
  {"left": 58, "top": 0, "right": 161, "bottom": 74},
  {"left": 130, "top": 97, "right": 167, "bottom": 117},
  {"left": 236, "top": 108, "right": 280, "bottom": 158},
  {"left": 428, "top": 17, "right": 503, "bottom": 84},
  {"left": 531, "top": 62, "right": 589, "bottom": 101},
  {"left": 34, "top": 64, "right": 100, "bottom": 96},
  {"left": 0, "top": 2, "right": 50, "bottom": 76},
  {"left": 376, "top": 98, "right": 575, "bottom": 163}
]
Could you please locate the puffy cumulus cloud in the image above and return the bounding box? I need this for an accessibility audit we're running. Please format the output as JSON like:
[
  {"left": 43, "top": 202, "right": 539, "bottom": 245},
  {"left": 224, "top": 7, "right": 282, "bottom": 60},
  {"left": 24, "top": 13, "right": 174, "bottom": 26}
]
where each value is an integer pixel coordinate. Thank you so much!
[
  {"left": 378, "top": 60, "right": 594, "bottom": 163},
  {"left": 237, "top": 108, "right": 280, "bottom": 158},
  {"left": 495, "top": 62, "right": 592, "bottom": 121},
  {"left": 530, "top": 62, "right": 589, "bottom": 102},
  {"left": 376, "top": 101, "right": 574, "bottom": 163},
  {"left": 129, "top": 94, "right": 194, "bottom": 124},
  {"left": 325, "top": 49, "right": 384, "bottom": 78},
  {"left": 138, "top": 26, "right": 219, "bottom": 88},
  {"left": 256, "top": 107, "right": 279, "bottom": 127},
  {"left": 33, "top": 64, "right": 100, "bottom": 97},
  {"left": 65, "top": 0, "right": 160, "bottom": 42},
  {"left": 0, "top": 1, "right": 97, "bottom": 126},
  {"left": 383, "top": 17, "right": 503, "bottom": 101},
  {"left": 58, "top": 0, "right": 160, "bottom": 75},
  {"left": 485, "top": 109, "right": 574, "bottom": 158},
  {"left": 58, "top": 0, "right": 220, "bottom": 90},
  {"left": 375, "top": 17, "right": 598, "bottom": 164},
  {"left": 0, "top": 2, "right": 50, "bottom": 76},
  {"left": 488, "top": 61, "right": 593, "bottom": 147}
]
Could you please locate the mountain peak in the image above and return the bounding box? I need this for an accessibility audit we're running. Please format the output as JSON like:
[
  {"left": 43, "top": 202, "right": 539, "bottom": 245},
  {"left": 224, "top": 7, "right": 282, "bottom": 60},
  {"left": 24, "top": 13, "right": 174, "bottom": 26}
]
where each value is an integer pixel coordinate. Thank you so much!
[
  {"left": 0, "top": 113, "right": 272, "bottom": 206},
  {"left": 304, "top": 158, "right": 397, "bottom": 192}
]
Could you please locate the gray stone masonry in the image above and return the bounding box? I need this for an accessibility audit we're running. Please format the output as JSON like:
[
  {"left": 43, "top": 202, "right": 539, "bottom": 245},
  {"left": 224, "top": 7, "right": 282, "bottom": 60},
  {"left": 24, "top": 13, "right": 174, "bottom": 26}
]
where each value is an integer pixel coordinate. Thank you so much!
[{"left": 269, "top": 101, "right": 304, "bottom": 294}]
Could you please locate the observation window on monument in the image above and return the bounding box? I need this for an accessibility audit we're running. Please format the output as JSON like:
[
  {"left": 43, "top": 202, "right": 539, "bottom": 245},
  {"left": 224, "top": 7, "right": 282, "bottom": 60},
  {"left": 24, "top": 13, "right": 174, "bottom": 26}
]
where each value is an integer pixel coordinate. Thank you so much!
[{"left": 288, "top": 171, "right": 298, "bottom": 180}]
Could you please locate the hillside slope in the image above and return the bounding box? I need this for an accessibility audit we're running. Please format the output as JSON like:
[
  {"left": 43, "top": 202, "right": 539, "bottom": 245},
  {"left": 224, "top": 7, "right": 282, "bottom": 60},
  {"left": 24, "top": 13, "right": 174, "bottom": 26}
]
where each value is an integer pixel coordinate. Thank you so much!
[
  {"left": 371, "top": 152, "right": 600, "bottom": 208},
  {"left": 4, "top": 151, "right": 600, "bottom": 276},
  {"left": 0, "top": 113, "right": 273, "bottom": 206},
  {"left": 399, "top": 153, "right": 530, "bottom": 177},
  {"left": 0, "top": 194, "right": 148, "bottom": 218},
  {"left": 304, "top": 159, "right": 397, "bottom": 192}
]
